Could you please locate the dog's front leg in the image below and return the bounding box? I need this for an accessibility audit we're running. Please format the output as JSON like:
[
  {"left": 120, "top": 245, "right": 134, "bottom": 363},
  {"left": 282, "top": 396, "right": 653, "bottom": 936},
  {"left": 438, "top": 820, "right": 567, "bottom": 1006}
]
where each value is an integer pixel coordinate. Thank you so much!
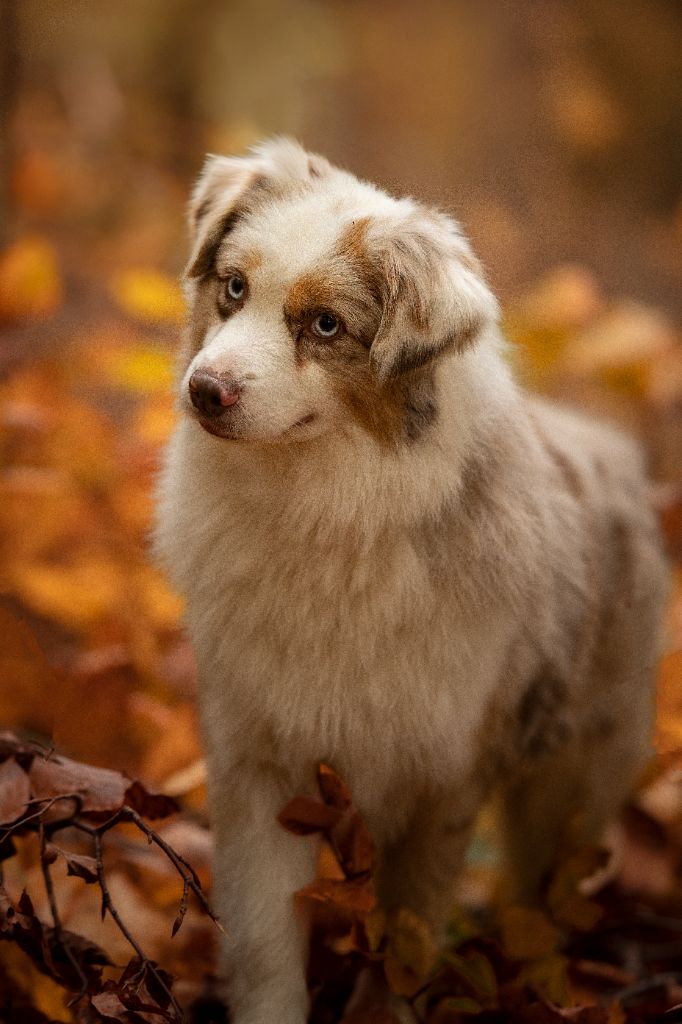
[{"left": 209, "top": 764, "right": 318, "bottom": 1024}]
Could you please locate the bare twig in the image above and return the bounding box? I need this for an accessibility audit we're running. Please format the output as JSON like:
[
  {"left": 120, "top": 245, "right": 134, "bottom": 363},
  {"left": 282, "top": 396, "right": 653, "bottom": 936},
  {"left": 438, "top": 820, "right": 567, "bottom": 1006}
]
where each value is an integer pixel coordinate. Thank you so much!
[
  {"left": 0, "top": 793, "right": 81, "bottom": 843},
  {"left": 2, "top": 764, "right": 220, "bottom": 1023},
  {"left": 39, "top": 822, "right": 89, "bottom": 1005},
  {"left": 92, "top": 829, "right": 183, "bottom": 1022},
  {"left": 68, "top": 805, "right": 222, "bottom": 934},
  {"left": 120, "top": 805, "right": 222, "bottom": 933}
]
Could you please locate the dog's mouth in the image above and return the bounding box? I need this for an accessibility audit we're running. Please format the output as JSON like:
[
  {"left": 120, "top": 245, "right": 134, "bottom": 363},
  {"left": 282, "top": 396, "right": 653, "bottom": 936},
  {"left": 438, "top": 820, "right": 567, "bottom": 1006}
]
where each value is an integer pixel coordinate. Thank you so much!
[
  {"left": 194, "top": 412, "right": 316, "bottom": 440},
  {"left": 291, "top": 413, "right": 315, "bottom": 428},
  {"left": 196, "top": 417, "right": 237, "bottom": 438}
]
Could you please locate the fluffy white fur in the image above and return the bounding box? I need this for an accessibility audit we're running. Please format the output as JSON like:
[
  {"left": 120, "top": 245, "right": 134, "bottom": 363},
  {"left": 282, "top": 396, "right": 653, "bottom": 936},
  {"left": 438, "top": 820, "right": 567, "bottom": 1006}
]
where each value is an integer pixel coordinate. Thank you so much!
[{"left": 154, "top": 138, "right": 668, "bottom": 1024}]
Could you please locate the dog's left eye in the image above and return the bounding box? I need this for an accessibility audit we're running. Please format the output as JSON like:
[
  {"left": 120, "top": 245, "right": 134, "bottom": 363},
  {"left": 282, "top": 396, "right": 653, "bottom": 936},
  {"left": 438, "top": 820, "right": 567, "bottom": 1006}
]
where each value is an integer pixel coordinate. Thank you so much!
[{"left": 311, "top": 313, "right": 340, "bottom": 339}]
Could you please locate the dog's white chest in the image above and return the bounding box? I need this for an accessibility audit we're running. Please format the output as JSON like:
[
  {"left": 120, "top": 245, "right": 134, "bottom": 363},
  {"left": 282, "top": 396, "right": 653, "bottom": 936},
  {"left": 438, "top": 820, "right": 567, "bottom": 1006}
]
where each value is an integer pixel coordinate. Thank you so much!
[{"left": 156, "top": 423, "right": 516, "bottom": 820}]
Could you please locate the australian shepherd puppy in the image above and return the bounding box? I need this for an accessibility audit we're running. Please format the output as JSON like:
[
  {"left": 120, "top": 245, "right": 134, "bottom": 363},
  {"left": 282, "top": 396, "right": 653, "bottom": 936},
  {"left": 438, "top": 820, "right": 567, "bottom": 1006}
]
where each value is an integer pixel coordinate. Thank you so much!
[{"left": 154, "top": 138, "right": 668, "bottom": 1023}]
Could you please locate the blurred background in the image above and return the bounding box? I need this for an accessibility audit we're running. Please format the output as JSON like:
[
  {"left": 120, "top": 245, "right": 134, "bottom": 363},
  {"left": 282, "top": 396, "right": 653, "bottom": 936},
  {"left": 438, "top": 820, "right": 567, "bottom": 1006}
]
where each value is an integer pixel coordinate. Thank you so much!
[
  {"left": 0, "top": 2, "right": 681, "bottom": 1018},
  {"left": 1, "top": 0, "right": 681, "bottom": 311}
]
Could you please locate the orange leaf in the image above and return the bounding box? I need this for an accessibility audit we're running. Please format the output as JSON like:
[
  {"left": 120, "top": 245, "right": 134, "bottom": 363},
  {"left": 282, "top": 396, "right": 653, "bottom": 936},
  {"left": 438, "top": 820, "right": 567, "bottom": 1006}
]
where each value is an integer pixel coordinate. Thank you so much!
[
  {"left": 318, "top": 762, "right": 353, "bottom": 810},
  {"left": 296, "top": 877, "right": 375, "bottom": 915},
  {"left": 278, "top": 795, "right": 343, "bottom": 835},
  {"left": 0, "top": 236, "right": 62, "bottom": 322}
]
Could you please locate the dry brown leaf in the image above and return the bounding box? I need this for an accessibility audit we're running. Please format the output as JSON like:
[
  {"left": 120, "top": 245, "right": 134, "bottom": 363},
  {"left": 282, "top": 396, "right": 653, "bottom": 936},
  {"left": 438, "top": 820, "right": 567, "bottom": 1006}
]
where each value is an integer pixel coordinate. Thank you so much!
[
  {"left": 0, "top": 758, "right": 31, "bottom": 825},
  {"left": 499, "top": 906, "right": 560, "bottom": 960}
]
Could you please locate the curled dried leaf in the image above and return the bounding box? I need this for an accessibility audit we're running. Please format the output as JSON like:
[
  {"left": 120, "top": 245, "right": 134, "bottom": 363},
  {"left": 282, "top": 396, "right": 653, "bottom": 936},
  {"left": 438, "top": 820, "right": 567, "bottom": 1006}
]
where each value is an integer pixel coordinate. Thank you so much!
[{"left": 278, "top": 794, "right": 343, "bottom": 835}]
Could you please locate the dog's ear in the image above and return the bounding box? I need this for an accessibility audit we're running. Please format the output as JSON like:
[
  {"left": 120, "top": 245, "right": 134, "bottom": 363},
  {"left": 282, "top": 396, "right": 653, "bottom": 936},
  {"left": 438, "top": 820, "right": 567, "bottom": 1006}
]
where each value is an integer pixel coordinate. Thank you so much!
[
  {"left": 368, "top": 212, "right": 499, "bottom": 384},
  {"left": 185, "top": 155, "right": 257, "bottom": 279},
  {"left": 186, "top": 138, "right": 332, "bottom": 280}
]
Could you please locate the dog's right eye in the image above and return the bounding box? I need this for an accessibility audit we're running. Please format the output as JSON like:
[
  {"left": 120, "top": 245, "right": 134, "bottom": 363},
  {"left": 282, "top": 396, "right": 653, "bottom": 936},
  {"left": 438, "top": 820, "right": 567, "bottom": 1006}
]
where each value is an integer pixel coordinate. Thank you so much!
[
  {"left": 226, "top": 275, "right": 245, "bottom": 300},
  {"left": 217, "top": 274, "right": 247, "bottom": 316}
]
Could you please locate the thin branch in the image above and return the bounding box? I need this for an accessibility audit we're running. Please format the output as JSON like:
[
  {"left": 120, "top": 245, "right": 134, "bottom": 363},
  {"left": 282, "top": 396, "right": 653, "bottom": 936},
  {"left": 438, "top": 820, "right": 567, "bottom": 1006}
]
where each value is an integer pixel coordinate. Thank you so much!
[
  {"left": 3, "top": 773, "right": 219, "bottom": 1021},
  {"left": 92, "top": 829, "right": 183, "bottom": 1022},
  {"left": 39, "top": 822, "right": 89, "bottom": 1005},
  {"left": 120, "top": 805, "right": 222, "bottom": 933},
  {"left": 67, "top": 806, "right": 222, "bottom": 935},
  {"left": 0, "top": 793, "right": 81, "bottom": 843}
]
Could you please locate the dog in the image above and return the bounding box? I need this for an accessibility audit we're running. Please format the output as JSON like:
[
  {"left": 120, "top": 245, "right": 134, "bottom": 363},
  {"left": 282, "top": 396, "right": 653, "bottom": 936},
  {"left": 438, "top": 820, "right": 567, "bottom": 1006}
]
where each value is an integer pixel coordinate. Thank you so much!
[{"left": 154, "top": 138, "right": 669, "bottom": 1023}]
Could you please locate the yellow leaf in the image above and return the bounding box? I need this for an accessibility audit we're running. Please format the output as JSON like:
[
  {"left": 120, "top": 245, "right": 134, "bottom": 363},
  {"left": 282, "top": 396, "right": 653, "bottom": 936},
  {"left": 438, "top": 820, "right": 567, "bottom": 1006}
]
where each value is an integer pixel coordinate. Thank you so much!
[
  {"left": 508, "top": 324, "right": 573, "bottom": 381},
  {"left": 9, "top": 555, "right": 125, "bottom": 629},
  {"left": 111, "top": 268, "right": 185, "bottom": 324},
  {"left": 386, "top": 906, "right": 438, "bottom": 978},
  {"left": 0, "top": 236, "right": 62, "bottom": 321},
  {"left": 100, "top": 345, "right": 175, "bottom": 394}
]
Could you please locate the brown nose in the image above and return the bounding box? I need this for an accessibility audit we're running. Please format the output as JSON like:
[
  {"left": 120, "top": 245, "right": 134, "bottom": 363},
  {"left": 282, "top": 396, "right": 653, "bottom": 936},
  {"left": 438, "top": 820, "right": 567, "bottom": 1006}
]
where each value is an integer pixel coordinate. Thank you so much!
[{"left": 188, "top": 371, "right": 241, "bottom": 418}]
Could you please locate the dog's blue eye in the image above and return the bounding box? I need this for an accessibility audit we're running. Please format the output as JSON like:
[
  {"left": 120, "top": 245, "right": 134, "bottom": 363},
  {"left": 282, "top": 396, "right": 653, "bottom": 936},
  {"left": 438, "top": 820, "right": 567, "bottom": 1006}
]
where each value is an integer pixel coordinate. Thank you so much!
[
  {"left": 226, "top": 275, "right": 245, "bottom": 300},
  {"left": 312, "top": 313, "right": 340, "bottom": 339}
]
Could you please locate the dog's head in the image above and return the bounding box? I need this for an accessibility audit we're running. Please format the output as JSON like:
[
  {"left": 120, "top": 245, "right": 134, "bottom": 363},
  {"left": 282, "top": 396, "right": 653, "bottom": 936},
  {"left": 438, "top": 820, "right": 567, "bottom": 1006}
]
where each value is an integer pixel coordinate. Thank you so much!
[{"left": 180, "top": 138, "right": 498, "bottom": 445}]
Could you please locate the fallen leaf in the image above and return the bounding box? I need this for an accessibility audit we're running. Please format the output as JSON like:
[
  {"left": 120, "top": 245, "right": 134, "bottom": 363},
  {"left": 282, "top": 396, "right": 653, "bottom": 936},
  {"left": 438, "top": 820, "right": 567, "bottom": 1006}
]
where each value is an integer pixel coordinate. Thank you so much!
[
  {"left": 499, "top": 906, "right": 560, "bottom": 960},
  {"left": 45, "top": 844, "right": 99, "bottom": 883},
  {"left": 278, "top": 795, "right": 343, "bottom": 835},
  {"left": 0, "top": 756, "right": 31, "bottom": 825},
  {"left": 297, "top": 877, "right": 375, "bottom": 916},
  {"left": 384, "top": 906, "right": 438, "bottom": 997}
]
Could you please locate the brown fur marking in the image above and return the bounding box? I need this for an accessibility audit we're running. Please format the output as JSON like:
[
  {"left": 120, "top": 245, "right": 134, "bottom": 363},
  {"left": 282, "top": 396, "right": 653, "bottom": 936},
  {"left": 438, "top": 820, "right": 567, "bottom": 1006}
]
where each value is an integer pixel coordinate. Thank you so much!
[{"left": 284, "top": 221, "right": 439, "bottom": 446}]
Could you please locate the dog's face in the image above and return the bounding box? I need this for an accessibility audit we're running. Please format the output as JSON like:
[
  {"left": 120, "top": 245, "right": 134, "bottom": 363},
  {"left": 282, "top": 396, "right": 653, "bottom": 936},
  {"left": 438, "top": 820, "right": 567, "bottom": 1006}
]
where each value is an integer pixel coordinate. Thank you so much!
[{"left": 180, "top": 139, "right": 498, "bottom": 446}]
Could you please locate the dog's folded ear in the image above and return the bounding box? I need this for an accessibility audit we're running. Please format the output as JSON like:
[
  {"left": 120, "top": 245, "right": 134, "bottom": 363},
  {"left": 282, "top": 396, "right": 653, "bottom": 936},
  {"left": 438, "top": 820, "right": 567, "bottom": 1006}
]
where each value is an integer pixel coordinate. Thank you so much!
[
  {"left": 368, "top": 212, "right": 499, "bottom": 383},
  {"left": 185, "top": 155, "right": 256, "bottom": 279},
  {"left": 186, "top": 138, "right": 332, "bottom": 280}
]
